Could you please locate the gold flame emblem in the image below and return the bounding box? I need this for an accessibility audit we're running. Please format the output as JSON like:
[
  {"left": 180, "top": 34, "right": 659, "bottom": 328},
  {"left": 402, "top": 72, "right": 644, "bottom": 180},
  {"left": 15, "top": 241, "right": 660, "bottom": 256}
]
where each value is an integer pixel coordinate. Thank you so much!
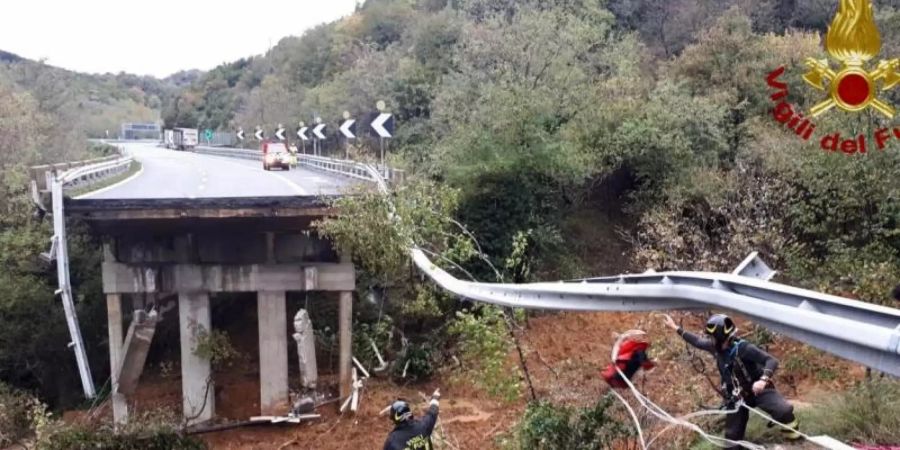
[{"left": 803, "top": 0, "right": 900, "bottom": 117}]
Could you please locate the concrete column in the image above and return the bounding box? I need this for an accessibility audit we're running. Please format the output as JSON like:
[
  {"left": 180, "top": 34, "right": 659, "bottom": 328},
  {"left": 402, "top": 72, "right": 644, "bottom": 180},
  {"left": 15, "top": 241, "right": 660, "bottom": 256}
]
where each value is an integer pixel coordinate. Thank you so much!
[
  {"left": 257, "top": 291, "right": 288, "bottom": 415},
  {"left": 178, "top": 292, "right": 214, "bottom": 425},
  {"left": 106, "top": 294, "right": 128, "bottom": 425},
  {"left": 338, "top": 291, "right": 353, "bottom": 399},
  {"left": 292, "top": 309, "right": 318, "bottom": 390}
]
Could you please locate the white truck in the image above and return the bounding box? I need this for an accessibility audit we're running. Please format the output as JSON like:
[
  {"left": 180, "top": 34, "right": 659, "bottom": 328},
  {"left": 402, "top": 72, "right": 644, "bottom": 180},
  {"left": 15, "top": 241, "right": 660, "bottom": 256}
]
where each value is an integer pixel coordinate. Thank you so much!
[
  {"left": 172, "top": 128, "right": 199, "bottom": 150},
  {"left": 163, "top": 129, "right": 175, "bottom": 149}
]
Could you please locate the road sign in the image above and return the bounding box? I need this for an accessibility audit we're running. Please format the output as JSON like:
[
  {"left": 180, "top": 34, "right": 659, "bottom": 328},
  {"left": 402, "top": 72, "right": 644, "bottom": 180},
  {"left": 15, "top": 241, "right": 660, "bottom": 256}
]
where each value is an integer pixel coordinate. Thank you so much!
[
  {"left": 371, "top": 113, "right": 394, "bottom": 138},
  {"left": 313, "top": 123, "right": 327, "bottom": 139},
  {"left": 297, "top": 126, "right": 309, "bottom": 141},
  {"left": 275, "top": 126, "right": 285, "bottom": 141},
  {"left": 254, "top": 128, "right": 264, "bottom": 140},
  {"left": 204, "top": 129, "right": 213, "bottom": 141},
  {"left": 236, "top": 129, "right": 245, "bottom": 141},
  {"left": 339, "top": 119, "right": 357, "bottom": 139}
]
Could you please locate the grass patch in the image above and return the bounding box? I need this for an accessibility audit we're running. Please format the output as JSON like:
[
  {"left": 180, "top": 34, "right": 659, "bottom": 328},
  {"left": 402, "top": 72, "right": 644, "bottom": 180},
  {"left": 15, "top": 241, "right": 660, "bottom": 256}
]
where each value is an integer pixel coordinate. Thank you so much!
[
  {"left": 86, "top": 141, "right": 121, "bottom": 157},
  {"left": 68, "top": 160, "right": 141, "bottom": 198},
  {"left": 690, "top": 378, "right": 900, "bottom": 449},
  {"left": 802, "top": 378, "right": 900, "bottom": 445}
]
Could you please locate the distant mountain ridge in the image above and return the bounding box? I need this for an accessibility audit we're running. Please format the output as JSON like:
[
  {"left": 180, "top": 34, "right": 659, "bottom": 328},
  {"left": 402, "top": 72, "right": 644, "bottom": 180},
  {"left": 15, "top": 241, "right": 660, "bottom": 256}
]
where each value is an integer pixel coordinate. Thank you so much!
[{"left": 0, "top": 49, "right": 23, "bottom": 63}]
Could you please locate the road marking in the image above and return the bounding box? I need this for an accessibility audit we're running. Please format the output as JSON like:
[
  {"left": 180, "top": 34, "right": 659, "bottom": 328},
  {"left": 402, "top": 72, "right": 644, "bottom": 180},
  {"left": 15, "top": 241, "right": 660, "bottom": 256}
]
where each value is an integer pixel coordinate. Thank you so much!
[
  {"left": 204, "top": 156, "right": 309, "bottom": 196},
  {"left": 74, "top": 165, "right": 145, "bottom": 199}
]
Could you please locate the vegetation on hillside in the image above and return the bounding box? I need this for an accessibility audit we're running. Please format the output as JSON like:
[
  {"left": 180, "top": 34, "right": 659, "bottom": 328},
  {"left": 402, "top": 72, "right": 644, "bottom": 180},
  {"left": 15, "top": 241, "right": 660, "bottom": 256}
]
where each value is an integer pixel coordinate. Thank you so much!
[
  {"left": 1, "top": 53, "right": 176, "bottom": 139},
  {"left": 1, "top": 0, "right": 900, "bottom": 447}
]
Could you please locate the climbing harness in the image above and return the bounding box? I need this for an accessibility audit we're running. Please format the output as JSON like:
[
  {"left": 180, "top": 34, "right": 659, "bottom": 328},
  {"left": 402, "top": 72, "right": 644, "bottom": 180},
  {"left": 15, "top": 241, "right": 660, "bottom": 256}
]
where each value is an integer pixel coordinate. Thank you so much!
[{"left": 608, "top": 329, "right": 810, "bottom": 450}]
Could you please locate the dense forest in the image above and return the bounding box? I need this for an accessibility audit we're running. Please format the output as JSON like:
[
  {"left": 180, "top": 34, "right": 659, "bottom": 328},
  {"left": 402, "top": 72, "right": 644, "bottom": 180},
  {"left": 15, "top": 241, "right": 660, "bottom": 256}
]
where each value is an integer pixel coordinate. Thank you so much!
[
  {"left": 166, "top": 0, "right": 900, "bottom": 300},
  {"left": 2, "top": 0, "right": 900, "bottom": 448}
]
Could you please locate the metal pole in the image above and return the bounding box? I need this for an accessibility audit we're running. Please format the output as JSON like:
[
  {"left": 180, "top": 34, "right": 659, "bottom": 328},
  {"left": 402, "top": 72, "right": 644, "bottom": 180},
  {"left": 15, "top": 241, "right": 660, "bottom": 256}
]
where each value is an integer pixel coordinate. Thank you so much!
[{"left": 51, "top": 177, "right": 96, "bottom": 398}]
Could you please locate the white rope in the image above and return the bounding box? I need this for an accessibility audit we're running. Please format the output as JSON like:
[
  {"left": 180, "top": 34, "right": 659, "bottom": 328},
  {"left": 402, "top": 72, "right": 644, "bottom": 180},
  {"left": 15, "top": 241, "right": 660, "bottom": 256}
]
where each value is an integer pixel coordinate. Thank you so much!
[
  {"left": 742, "top": 403, "right": 813, "bottom": 442},
  {"left": 607, "top": 330, "right": 766, "bottom": 450},
  {"left": 610, "top": 388, "right": 648, "bottom": 450}
]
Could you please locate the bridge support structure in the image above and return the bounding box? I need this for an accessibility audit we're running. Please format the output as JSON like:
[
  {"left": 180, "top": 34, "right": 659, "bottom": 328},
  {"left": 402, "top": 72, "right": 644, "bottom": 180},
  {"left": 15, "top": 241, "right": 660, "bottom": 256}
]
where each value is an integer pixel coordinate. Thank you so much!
[{"left": 70, "top": 197, "right": 354, "bottom": 425}]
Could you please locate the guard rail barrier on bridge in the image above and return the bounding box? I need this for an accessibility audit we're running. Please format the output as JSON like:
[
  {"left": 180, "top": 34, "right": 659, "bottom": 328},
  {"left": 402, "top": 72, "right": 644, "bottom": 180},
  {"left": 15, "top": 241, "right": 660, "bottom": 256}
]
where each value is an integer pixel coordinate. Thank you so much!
[
  {"left": 30, "top": 154, "right": 131, "bottom": 192},
  {"left": 192, "top": 146, "right": 405, "bottom": 185},
  {"left": 29, "top": 153, "right": 139, "bottom": 399}
]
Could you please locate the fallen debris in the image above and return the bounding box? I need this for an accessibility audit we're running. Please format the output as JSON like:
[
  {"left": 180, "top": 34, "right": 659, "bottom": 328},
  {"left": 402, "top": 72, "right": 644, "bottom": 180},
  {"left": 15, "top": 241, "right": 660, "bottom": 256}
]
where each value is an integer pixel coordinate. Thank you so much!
[
  {"left": 292, "top": 309, "right": 318, "bottom": 390},
  {"left": 340, "top": 366, "right": 368, "bottom": 414},
  {"left": 249, "top": 414, "right": 321, "bottom": 424},
  {"left": 368, "top": 337, "right": 389, "bottom": 372}
]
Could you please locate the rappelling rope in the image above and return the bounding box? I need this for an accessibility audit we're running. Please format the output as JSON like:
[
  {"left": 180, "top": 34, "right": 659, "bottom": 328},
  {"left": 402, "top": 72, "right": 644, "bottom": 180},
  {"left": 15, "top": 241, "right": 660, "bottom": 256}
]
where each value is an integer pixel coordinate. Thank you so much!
[
  {"left": 610, "top": 329, "right": 816, "bottom": 449},
  {"left": 610, "top": 330, "right": 765, "bottom": 450},
  {"left": 365, "top": 169, "right": 809, "bottom": 449}
]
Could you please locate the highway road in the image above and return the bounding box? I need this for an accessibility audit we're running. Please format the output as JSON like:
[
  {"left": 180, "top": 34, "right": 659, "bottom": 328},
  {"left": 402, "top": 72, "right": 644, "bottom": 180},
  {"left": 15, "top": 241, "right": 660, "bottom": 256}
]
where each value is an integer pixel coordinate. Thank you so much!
[{"left": 79, "top": 143, "right": 355, "bottom": 199}]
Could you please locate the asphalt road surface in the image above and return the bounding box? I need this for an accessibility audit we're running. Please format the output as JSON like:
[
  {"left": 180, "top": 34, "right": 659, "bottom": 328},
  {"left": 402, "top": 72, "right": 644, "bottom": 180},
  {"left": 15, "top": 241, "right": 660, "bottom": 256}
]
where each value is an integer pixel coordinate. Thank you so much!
[{"left": 80, "top": 143, "right": 355, "bottom": 199}]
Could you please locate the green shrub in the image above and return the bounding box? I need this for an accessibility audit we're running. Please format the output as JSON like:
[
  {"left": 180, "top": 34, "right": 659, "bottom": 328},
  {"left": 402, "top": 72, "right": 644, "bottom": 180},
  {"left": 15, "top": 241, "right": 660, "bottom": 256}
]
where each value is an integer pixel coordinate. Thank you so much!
[
  {"left": 0, "top": 382, "right": 44, "bottom": 447},
  {"left": 190, "top": 323, "right": 239, "bottom": 369},
  {"left": 449, "top": 306, "right": 521, "bottom": 401},
  {"left": 36, "top": 426, "right": 204, "bottom": 450},
  {"left": 802, "top": 378, "right": 900, "bottom": 445},
  {"left": 512, "top": 396, "right": 633, "bottom": 450},
  {"left": 393, "top": 342, "right": 436, "bottom": 382},
  {"left": 352, "top": 316, "right": 394, "bottom": 371}
]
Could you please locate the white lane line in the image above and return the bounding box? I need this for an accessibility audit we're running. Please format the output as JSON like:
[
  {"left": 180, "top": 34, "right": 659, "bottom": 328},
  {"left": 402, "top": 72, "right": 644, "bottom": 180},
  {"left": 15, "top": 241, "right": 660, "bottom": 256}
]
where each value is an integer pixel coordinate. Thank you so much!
[
  {"left": 205, "top": 157, "right": 309, "bottom": 196},
  {"left": 74, "top": 165, "right": 145, "bottom": 199}
]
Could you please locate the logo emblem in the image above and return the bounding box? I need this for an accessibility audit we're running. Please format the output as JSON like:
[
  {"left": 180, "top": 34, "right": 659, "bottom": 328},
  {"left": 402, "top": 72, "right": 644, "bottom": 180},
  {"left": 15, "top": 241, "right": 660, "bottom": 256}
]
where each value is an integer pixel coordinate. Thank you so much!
[{"left": 803, "top": 0, "right": 900, "bottom": 117}]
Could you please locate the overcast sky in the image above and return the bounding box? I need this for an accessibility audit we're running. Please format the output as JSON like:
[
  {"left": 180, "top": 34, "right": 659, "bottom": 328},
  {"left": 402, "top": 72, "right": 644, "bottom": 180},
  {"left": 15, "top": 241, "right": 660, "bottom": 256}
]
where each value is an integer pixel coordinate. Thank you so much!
[{"left": 0, "top": 0, "right": 359, "bottom": 78}]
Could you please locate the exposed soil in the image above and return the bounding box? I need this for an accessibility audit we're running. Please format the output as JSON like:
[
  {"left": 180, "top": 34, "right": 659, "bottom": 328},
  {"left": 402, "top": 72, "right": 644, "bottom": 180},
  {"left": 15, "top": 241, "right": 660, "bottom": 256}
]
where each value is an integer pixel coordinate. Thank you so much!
[{"left": 75, "top": 309, "right": 862, "bottom": 450}]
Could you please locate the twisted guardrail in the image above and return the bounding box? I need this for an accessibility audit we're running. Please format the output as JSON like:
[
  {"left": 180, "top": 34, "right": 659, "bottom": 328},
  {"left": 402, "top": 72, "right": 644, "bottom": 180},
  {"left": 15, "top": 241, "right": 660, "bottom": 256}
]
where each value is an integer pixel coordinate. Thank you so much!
[
  {"left": 359, "top": 160, "right": 900, "bottom": 378},
  {"left": 28, "top": 153, "right": 138, "bottom": 400}
]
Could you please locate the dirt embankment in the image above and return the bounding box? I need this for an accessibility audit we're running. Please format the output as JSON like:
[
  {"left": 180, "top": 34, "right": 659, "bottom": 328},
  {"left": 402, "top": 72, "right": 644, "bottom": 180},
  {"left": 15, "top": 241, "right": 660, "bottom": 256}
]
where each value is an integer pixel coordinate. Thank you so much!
[{"left": 88, "top": 309, "right": 858, "bottom": 450}]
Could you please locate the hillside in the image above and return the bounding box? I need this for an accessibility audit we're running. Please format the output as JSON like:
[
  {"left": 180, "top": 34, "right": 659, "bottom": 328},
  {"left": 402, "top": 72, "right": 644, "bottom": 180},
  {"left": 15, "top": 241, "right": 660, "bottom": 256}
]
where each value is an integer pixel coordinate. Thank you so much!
[
  {"left": 153, "top": 0, "right": 900, "bottom": 448},
  {"left": 0, "top": 50, "right": 176, "bottom": 142},
  {"left": 1, "top": 1, "right": 899, "bottom": 449}
]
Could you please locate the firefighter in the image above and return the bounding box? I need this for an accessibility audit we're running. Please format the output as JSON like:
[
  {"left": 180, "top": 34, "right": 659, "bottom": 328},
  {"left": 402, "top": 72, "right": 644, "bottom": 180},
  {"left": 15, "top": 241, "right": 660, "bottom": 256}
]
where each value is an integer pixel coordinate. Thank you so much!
[
  {"left": 383, "top": 388, "right": 441, "bottom": 450},
  {"left": 663, "top": 314, "right": 801, "bottom": 447}
]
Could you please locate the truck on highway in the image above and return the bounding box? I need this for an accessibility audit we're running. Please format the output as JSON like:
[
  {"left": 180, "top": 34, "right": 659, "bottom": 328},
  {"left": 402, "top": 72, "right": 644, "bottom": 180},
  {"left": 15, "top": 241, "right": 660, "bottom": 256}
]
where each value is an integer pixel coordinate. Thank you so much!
[
  {"left": 172, "top": 128, "right": 198, "bottom": 150},
  {"left": 163, "top": 129, "right": 175, "bottom": 149}
]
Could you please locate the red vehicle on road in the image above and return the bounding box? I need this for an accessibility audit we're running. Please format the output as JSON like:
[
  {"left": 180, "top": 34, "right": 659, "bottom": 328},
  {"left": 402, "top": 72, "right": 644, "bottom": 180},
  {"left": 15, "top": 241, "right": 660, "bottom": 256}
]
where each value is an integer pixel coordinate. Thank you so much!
[{"left": 262, "top": 141, "right": 292, "bottom": 171}]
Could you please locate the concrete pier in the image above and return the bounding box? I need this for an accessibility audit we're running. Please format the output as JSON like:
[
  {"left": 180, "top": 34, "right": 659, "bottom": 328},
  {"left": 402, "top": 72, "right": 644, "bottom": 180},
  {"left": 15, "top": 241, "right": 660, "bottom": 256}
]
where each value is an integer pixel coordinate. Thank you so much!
[
  {"left": 339, "top": 291, "right": 353, "bottom": 399},
  {"left": 258, "top": 291, "right": 288, "bottom": 415},
  {"left": 179, "top": 292, "right": 214, "bottom": 425},
  {"left": 106, "top": 294, "right": 128, "bottom": 425}
]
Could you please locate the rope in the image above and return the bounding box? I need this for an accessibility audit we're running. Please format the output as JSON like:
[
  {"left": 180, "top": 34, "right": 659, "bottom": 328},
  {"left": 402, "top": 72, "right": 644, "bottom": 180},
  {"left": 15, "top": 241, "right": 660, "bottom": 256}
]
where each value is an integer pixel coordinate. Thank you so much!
[
  {"left": 742, "top": 403, "right": 814, "bottom": 442},
  {"left": 608, "top": 329, "right": 817, "bottom": 449},
  {"left": 608, "top": 330, "right": 765, "bottom": 450}
]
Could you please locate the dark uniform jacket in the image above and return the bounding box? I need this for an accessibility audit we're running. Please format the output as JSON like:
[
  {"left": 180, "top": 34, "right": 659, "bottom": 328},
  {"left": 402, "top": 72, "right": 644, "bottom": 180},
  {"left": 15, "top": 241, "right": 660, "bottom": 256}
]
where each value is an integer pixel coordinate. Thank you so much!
[
  {"left": 678, "top": 328, "right": 778, "bottom": 400},
  {"left": 383, "top": 405, "right": 439, "bottom": 450}
]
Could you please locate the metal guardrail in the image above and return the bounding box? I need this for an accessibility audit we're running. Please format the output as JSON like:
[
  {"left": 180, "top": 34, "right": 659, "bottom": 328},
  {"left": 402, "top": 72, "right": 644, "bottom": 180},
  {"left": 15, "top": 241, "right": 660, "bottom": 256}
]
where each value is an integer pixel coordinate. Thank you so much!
[
  {"left": 194, "top": 146, "right": 262, "bottom": 161},
  {"left": 58, "top": 156, "right": 133, "bottom": 191},
  {"left": 358, "top": 162, "right": 900, "bottom": 378},
  {"left": 31, "top": 155, "right": 121, "bottom": 191},
  {"left": 29, "top": 153, "right": 139, "bottom": 399},
  {"left": 192, "top": 146, "right": 406, "bottom": 185},
  {"left": 412, "top": 248, "right": 900, "bottom": 376}
]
